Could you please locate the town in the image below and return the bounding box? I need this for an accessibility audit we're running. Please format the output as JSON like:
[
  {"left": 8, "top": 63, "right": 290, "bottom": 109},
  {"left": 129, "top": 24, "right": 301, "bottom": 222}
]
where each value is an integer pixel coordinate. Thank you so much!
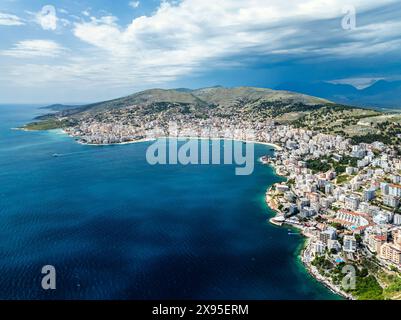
[
  {"left": 265, "top": 126, "right": 401, "bottom": 299},
  {"left": 61, "top": 107, "right": 401, "bottom": 299}
]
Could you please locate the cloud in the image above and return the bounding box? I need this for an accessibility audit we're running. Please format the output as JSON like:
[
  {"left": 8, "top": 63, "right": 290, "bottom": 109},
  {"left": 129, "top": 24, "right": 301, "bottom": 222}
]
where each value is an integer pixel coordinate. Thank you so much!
[
  {"left": 129, "top": 1, "right": 140, "bottom": 9},
  {"left": 0, "top": 12, "right": 24, "bottom": 26},
  {"left": 36, "top": 5, "right": 57, "bottom": 30},
  {"left": 3, "top": 0, "right": 401, "bottom": 94},
  {"left": 72, "top": 1, "right": 400, "bottom": 66},
  {"left": 1, "top": 40, "right": 65, "bottom": 58}
]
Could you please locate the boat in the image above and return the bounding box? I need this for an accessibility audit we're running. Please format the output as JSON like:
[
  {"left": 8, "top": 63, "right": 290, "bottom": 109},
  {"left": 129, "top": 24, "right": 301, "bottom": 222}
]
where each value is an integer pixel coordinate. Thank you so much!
[{"left": 52, "top": 153, "right": 61, "bottom": 157}]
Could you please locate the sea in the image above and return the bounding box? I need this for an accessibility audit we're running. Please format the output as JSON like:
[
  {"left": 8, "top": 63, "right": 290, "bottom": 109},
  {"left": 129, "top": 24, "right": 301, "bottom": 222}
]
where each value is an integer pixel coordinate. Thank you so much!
[{"left": 0, "top": 104, "right": 339, "bottom": 299}]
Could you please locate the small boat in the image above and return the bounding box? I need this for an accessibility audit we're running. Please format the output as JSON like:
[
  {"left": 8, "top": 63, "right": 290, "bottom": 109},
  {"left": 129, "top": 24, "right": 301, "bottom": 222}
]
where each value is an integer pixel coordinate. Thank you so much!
[{"left": 52, "top": 153, "right": 61, "bottom": 157}]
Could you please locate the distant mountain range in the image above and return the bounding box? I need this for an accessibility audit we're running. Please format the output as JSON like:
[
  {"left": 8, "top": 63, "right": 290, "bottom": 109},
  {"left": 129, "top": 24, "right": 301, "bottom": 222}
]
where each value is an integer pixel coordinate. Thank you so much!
[{"left": 275, "top": 80, "right": 401, "bottom": 110}]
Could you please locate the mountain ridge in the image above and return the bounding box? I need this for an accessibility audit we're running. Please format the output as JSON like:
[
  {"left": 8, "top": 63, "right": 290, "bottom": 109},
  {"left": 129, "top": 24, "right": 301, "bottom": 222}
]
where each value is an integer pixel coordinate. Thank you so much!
[
  {"left": 47, "top": 86, "right": 332, "bottom": 119},
  {"left": 24, "top": 85, "right": 401, "bottom": 151}
]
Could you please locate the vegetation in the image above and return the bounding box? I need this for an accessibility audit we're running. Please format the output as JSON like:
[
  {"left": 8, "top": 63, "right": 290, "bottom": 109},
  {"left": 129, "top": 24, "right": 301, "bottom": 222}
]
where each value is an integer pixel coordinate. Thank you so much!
[
  {"left": 312, "top": 256, "right": 333, "bottom": 272},
  {"left": 334, "top": 165, "right": 346, "bottom": 175},
  {"left": 312, "top": 256, "right": 386, "bottom": 300},
  {"left": 22, "top": 119, "right": 76, "bottom": 131},
  {"left": 305, "top": 155, "right": 359, "bottom": 176},
  {"left": 337, "top": 156, "right": 359, "bottom": 167},
  {"left": 377, "top": 272, "right": 401, "bottom": 300},
  {"left": 336, "top": 174, "right": 350, "bottom": 185},
  {"left": 351, "top": 275, "right": 384, "bottom": 300},
  {"left": 306, "top": 159, "right": 331, "bottom": 173},
  {"left": 287, "top": 178, "right": 295, "bottom": 186},
  {"left": 330, "top": 222, "right": 345, "bottom": 231},
  {"left": 351, "top": 134, "right": 393, "bottom": 145}
]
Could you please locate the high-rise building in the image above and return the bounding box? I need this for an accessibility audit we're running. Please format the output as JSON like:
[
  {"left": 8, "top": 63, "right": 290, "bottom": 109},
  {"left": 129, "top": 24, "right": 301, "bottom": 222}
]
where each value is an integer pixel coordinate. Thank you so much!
[
  {"left": 343, "top": 235, "right": 357, "bottom": 253},
  {"left": 344, "top": 195, "right": 360, "bottom": 211},
  {"left": 312, "top": 241, "right": 326, "bottom": 256},
  {"left": 383, "top": 195, "right": 399, "bottom": 208},
  {"left": 394, "top": 214, "right": 401, "bottom": 226},
  {"left": 363, "top": 188, "right": 376, "bottom": 202},
  {"left": 381, "top": 182, "right": 389, "bottom": 195},
  {"left": 380, "top": 243, "right": 401, "bottom": 266},
  {"left": 389, "top": 184, "right": 401, "bottom": 197}
]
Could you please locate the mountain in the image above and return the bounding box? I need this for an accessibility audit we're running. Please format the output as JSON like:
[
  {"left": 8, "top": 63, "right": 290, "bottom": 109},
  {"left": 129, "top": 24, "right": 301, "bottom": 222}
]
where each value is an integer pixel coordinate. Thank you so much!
[
  {"left": 276, "top": 80, "right": 401, "bottom": 110},
  {"left": 26, "top": 86, "right": 396, "bottom": 147},
  {"left": 192, "top": 86, "right": 328, "bottom": 107},
  {"left": 55, "top": 86, "right": 331, "bottom": 118},
  {"left": 24, "top": 86, "right": 338, "bottom": 131}
]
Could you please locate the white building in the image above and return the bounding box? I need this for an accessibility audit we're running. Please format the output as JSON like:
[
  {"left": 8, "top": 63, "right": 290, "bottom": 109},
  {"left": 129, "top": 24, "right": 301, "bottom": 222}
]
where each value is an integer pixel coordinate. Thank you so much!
[
  {"left": 389, "top": 184, "right": 401, "bottom": 197},
  {"left": 381, "top": 182, "right": 389, "bottom": 195},
  {"left": 344, "top": 195, "right": 360, "bottom": 211},
  {"left": 383, "top": 195, "right": 399, "bottom": 208},
  {"left": 373, "top": 213, "right": 390, "bottom": 225},
  {"left": 343, "top": 235, "right": 357, "bottom": 253},
  {"left": 363, "top": 188, "right": 376, "bottom": 202},
  {"left": 328, "top": 239, "right": 341, "bottom": 252},
  {"left": 394, "top": 214, "right": 401, "bottom": 226},
  {"left": 312, "top": 241, "right": 326, "bottom": 256}
]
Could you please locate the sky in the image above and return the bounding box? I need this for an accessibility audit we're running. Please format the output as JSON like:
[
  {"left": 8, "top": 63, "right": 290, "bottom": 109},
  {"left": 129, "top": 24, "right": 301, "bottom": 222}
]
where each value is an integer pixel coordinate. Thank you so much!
[{"left": 0, "top": 0, "right": 401, "bottom": 104}]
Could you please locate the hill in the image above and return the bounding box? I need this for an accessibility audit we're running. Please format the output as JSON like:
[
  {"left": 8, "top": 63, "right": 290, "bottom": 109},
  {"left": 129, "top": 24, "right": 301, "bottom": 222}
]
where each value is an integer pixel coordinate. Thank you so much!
[
  {"left": 40, "top": 86, "right": 332, "bottom": 120},
  {"left": 24, "top": 86, "right": 401, "bottom": 146}
]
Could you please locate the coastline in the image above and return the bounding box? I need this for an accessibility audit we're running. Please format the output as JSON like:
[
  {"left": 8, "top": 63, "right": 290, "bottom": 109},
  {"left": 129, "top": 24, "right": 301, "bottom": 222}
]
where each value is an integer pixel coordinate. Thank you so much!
[
  {"left": 300, "top": 238, "right": 354, "bottom": 300},
  {"left": 57, "top": 129, "right": 284, "bottom": 150},
  {"left": 264, "top": 164, "right": 354, "bottom": 300},
  {"left": 39, "top": 128, "right": 346, "bottom": 299},
  {"left": 77, "top": 138, "right": 157, "bottom": 146}
]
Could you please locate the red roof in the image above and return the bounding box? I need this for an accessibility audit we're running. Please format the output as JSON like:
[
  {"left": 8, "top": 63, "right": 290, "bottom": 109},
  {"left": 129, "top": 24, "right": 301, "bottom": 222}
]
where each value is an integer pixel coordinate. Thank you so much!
[
  {"left": 374, "top": 235, "right": 387, "bottom": 241},
  {"left": 338, "top": 209, "right": 370, "bottom": 218}
]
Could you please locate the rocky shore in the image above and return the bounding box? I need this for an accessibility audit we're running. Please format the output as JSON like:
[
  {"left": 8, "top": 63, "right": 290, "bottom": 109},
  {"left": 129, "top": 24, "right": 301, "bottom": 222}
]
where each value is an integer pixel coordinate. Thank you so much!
[{"left": 266, "top": 184, "right": 354, "bottom": 299}]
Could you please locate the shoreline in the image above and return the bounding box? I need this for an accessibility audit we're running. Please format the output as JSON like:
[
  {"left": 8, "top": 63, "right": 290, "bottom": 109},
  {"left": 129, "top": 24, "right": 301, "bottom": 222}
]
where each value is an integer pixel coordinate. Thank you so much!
[
  {"left": 254, "top": 142, "right": 352, "bottom": 299},
  {"left": 34, "top": 127, "right": 346, "bottom": 299},
  {"left": 57, "top": 130, "right": 283, "bottom": 150},
  {"left": 300, "top": 238, "right": 354, "bottom": 300},
  {"left": 264, "top": 170, "right": 354, "bottom": 300}
]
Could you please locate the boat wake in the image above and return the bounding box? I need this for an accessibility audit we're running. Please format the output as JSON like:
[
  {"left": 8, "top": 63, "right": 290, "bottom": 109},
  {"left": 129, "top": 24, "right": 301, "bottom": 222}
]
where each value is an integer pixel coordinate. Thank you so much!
[{"left": 52, "top": 150, "right": 92, "bottom": 158}]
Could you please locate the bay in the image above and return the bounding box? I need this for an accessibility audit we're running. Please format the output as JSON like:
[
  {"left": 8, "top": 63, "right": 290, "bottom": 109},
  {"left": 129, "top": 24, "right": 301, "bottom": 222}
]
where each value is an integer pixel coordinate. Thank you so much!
[{"left": 0, "top": 105, "right": 339, "bottom": 300}]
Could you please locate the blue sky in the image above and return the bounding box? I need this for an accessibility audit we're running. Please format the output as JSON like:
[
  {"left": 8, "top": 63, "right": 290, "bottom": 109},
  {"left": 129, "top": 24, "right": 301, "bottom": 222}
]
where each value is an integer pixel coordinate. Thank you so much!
[{"left": 0, "top": 0, "right": 401, "bottom": 103}]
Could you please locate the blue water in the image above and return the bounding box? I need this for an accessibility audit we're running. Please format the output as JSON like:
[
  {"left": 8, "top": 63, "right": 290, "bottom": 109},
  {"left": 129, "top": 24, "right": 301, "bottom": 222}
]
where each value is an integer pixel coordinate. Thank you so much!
[{"left": 0, "top": 105, "right": 339, "bottom": 300}]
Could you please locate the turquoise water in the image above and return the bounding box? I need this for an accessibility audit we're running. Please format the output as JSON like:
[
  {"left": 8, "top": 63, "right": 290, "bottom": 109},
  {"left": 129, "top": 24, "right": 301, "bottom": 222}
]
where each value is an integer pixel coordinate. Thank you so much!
[{"left": 0, "top": 105, "right": 339, "bottom": 300}]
